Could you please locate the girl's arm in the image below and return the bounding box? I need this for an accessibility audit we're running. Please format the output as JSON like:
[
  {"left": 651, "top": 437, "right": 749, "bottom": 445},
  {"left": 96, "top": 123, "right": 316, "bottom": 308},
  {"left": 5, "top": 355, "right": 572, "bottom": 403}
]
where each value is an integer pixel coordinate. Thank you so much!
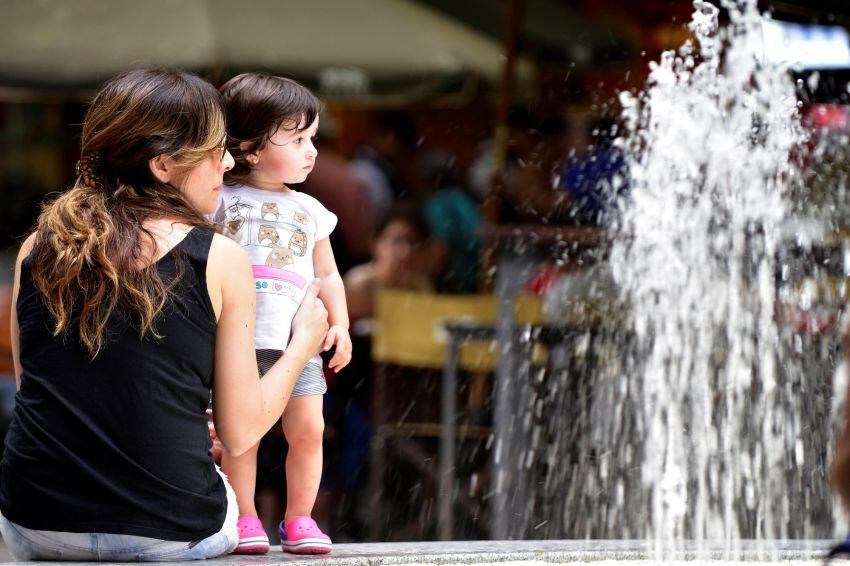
[
  {"left": 11, "top": 233, "right": 37, "bottom": 390},
  {"left": 313, "top": 238, "right": 352, "bottom": 372},
  {"left": 208, "top": 234, "right": 328, "bottom": 456},
  {"left": 313, "top": 238, "right": 348, "bottom": 330}
]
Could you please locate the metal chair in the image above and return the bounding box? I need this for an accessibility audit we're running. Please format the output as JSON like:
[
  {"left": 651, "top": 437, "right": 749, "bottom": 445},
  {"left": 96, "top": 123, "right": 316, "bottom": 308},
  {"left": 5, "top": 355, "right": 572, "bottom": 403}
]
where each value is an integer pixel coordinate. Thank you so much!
[{"left": 368, "top": 289, "right": 542, "bottom": 540}]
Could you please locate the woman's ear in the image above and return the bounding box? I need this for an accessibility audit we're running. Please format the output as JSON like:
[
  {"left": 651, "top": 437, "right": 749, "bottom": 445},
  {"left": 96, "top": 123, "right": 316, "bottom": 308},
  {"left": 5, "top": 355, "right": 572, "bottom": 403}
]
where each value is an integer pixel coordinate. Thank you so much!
[{"left": 148, "top": 155, "right": 175, "bottom": 183}]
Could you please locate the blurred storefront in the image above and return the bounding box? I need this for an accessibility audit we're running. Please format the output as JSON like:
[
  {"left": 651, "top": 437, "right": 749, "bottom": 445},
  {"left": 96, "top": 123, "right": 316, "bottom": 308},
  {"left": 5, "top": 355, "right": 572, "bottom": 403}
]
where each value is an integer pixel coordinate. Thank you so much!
[{"left": 3, "top": 0, "right": 850, "bottom": 543}]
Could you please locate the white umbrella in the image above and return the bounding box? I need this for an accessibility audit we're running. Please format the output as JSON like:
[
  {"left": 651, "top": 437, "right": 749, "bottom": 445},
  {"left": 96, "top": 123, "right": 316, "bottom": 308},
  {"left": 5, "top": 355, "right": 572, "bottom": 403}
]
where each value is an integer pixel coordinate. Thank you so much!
[{"left": 0, "top": 0, "right": 505, "bottom": 86}]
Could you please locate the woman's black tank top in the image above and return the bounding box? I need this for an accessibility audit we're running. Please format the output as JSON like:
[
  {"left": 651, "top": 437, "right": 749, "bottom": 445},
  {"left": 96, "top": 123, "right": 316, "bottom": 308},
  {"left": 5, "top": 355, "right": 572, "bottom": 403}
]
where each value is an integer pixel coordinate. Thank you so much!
[{"left": 0, "top": 226, "right": 225, "bottom": 542}]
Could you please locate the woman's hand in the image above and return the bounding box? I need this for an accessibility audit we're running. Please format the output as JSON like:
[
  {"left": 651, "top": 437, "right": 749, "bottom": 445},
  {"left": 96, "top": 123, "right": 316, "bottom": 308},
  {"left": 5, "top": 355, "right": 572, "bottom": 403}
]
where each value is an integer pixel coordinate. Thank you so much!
[{"left": 290, "top": 279, "right": 329, "bottom": 357}]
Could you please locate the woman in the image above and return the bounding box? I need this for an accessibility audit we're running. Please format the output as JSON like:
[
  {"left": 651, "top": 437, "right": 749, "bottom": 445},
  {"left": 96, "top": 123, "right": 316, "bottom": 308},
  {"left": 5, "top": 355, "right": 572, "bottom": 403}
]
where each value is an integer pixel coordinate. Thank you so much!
[{"left": 0, "top": 68, "right": 328, "bottom": 561}]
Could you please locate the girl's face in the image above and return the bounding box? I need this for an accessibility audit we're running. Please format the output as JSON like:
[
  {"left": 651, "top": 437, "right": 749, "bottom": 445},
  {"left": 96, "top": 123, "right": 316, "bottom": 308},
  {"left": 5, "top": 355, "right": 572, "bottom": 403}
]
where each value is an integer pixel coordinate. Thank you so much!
[
  {"left": 178, "top": 136, "right": 234, "bottom": 214},
  {"left": 249, "top": 115, "right": 319, "bottom": 190}
]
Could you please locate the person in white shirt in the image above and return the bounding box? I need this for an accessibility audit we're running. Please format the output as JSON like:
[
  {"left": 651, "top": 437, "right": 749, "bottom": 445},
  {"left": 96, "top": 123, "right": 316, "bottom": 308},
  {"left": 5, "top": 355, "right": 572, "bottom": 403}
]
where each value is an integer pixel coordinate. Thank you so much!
[{"left": 214, "top": 73, "right": 351, "bottom": 555}]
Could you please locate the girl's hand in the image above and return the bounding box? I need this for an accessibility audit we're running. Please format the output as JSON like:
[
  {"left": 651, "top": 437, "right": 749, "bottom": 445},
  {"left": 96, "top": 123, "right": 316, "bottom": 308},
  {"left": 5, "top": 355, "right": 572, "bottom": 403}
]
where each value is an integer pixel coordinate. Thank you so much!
[
  {"left": 206, "top": 409, "right": 223, "bottom": 464},
  {"left": 323, "top": 325, "right": 352, "bottom": 372}
]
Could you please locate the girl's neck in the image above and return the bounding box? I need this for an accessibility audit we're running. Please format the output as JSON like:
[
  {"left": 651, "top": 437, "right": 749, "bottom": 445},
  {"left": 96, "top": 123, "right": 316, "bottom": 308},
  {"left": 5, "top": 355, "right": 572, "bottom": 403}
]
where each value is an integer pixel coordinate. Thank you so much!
[{"left": 245, "top": 176, "right": 292, "bottom": 193}]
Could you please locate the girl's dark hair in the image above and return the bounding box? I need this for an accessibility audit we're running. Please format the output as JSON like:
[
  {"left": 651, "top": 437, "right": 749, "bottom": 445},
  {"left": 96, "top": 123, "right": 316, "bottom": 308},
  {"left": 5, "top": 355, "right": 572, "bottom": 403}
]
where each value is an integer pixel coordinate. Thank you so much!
[
  {"left": 220, "top": 73, "right": 323, "bottom": 186},
  {"left": 28, "top": 68, "right": 226, "bottom": 357}
]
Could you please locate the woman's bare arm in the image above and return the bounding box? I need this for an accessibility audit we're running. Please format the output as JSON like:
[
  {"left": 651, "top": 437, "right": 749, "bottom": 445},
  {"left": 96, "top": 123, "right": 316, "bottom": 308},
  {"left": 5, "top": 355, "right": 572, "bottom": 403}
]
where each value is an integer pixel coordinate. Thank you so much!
[
  {"left": 207, "top": 234, "right": 327, "bottom": 456},
  {"left": 11, "top": 233, "right": 37, "bottom": 390}
]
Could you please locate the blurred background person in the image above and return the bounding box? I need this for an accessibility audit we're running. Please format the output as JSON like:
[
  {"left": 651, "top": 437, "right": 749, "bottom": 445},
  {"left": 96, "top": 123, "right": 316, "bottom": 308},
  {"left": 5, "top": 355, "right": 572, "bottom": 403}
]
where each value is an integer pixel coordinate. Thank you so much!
[
  {"left": 468, "top": 108, "right": 575, "bottom": 225},
  {"left": 558, "top": 117, "right": 630, "bottom": 228},
  {"left": 300, "top": 114, "right": 374, "bottom": 275},
  {"left": 351, "top": 111, "right": 419, "bottom": 217},
  {"left": 318, "top": 203, "right": 432, "bottom": 540},
  {"left": 412, "top": 149, "right": 483, "bottom": 294},
  {"left": 344, "top": 202, "right": 433, "bottom": 323},
  {"left": 0, "top": 286, "right": 15, "bottom": 456}
]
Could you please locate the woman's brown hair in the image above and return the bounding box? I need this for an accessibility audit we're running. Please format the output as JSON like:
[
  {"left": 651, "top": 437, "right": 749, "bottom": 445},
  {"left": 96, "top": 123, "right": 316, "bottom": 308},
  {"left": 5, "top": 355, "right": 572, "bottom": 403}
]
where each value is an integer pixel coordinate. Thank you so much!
[
  {"left": 28, "top": 68, "right": 226, "bottom": 356},
  {"left": 219, "top": 73, "right": 322, "bottom": 186}
]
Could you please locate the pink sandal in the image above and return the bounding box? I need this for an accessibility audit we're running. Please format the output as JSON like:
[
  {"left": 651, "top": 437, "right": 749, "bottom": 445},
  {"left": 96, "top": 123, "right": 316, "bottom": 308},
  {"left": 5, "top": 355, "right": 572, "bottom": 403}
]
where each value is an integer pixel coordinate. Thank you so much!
[
  {"left": 233, "top": 515, "right": 270, "bottom": 555},
  {"left": 279, "top": 516, "right": 332, "bottom": 554}
]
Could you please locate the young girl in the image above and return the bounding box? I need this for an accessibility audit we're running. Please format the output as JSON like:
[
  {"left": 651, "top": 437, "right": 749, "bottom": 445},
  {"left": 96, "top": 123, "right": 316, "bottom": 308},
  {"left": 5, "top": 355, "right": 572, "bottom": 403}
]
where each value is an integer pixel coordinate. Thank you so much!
[{"left": 215, "top": 73, "right": 352, "bottom": 555}]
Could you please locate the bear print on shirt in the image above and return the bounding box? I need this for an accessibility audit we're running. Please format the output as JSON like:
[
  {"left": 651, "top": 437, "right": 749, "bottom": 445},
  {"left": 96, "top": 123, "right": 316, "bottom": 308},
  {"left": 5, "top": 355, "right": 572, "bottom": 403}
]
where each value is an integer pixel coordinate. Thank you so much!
[
  {"left": 289, "top": 229, "right": 308, "bottom": 257},
  {"left": 258, "top": 224, "right": 281, "bottom": 246},
  {"left": 261, "top": 202, "right": 280, "bottom": 221},
  {"left": 265, "top": 244, "right": 294, "bottom": 269}
]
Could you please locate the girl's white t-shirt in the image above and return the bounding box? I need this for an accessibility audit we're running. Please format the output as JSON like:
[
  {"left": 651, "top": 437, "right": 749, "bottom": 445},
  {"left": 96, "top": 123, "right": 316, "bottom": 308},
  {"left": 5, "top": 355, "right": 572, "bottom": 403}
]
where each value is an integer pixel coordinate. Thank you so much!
[{"left": 214, "top": 184, "right": 337, "bottom": 352}]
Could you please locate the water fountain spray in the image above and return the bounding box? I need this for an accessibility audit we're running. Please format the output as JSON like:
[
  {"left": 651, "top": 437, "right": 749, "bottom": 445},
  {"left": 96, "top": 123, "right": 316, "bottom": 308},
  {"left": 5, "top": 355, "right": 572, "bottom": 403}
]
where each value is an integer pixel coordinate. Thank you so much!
[{"left": 613, "top": 0, "right": 806, "bottom": 555}]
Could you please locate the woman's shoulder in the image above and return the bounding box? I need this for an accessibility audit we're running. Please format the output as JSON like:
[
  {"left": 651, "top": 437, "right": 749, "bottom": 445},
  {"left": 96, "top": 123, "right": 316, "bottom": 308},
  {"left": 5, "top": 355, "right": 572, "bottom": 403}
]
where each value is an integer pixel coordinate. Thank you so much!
[
  {"left": 206, "top": 233, "right": 252, "bottom": 307},
  {"left": 209, "top": 232, "right": 249, "bottom": 264},
  {"left": 13, "top": 233, "right": 38, "bottom": 277},
  {"left": 17, "top": 232, "right": 37, "bottom": 261}
]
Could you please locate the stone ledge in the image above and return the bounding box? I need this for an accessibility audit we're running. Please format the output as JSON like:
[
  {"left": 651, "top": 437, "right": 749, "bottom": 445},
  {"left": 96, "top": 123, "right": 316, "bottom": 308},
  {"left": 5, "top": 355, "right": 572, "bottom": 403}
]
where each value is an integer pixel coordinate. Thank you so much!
[{"left": 1, "top": 539, "right": 838, "bottom": 565}]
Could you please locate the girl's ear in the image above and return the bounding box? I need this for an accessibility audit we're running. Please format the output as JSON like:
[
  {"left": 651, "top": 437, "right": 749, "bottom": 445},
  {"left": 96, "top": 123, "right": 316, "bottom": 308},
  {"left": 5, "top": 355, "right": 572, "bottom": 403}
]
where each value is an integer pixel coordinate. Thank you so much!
[
  {"left": 148, "top": 155, "right": 176, "bottom": 183},
  {"left": 239, "top": 141, "right": 259, "bottom": 165}
]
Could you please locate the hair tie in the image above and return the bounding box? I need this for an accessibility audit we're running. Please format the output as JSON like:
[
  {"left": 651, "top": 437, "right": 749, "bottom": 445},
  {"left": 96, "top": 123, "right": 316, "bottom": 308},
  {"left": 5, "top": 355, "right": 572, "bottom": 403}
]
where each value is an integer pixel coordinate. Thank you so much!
[{"left": 76, "top": 151, "right": 103, "bottom": 189}]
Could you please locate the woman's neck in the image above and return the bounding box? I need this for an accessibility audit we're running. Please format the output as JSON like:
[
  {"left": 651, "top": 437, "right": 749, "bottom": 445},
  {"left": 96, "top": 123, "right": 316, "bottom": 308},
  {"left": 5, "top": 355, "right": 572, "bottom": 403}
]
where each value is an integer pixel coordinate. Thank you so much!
[{"left": 138, "top": 219, "right": 194, "bottom": 267}]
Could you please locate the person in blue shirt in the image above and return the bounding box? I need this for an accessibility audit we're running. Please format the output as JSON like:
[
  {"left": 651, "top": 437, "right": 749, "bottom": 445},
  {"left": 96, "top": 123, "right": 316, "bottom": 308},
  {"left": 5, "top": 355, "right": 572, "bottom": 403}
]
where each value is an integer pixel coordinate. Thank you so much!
[
  {"left": 559, "top": 118, "right": 630, "bottom": 228},
  {"left": 414, "top": 150, "right": 483, "bottom": 293}
]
